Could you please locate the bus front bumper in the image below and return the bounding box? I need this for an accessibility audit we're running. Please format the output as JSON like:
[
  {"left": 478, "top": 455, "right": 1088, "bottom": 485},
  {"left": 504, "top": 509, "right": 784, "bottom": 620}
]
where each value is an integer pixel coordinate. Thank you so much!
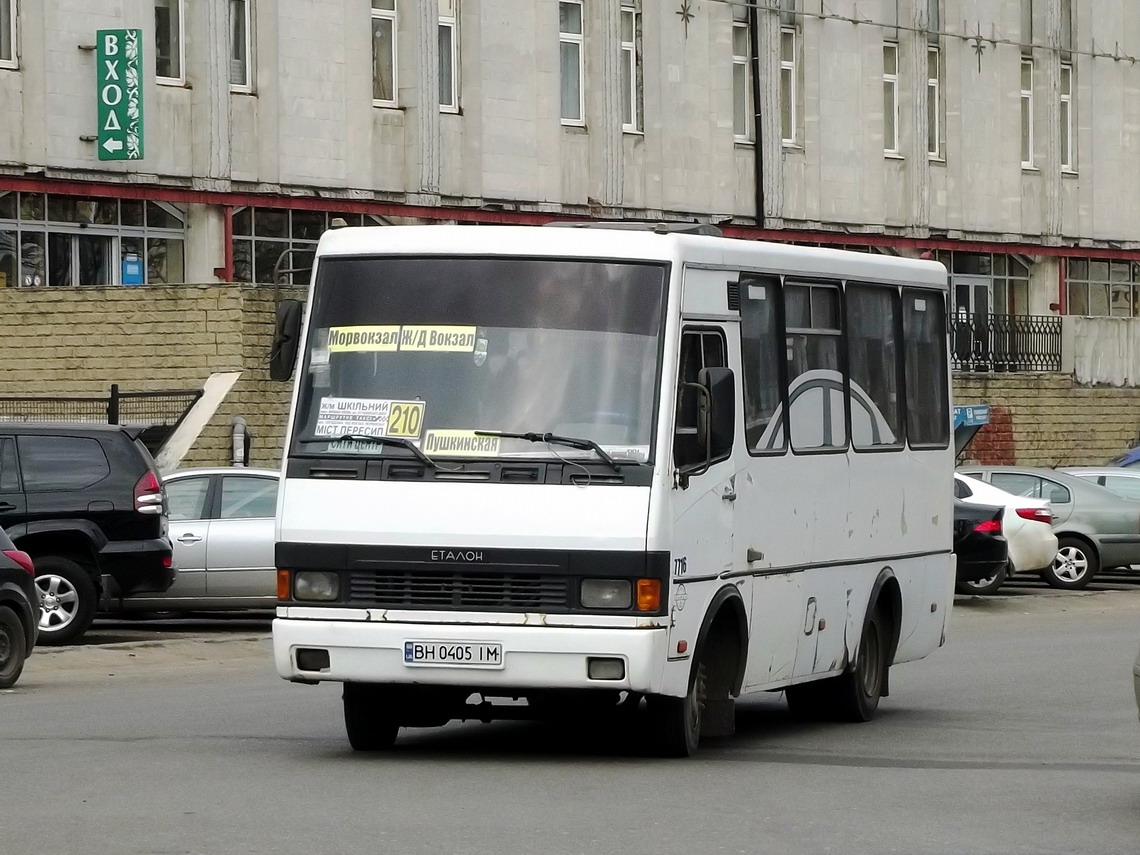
[{"left": 273, "top": 617, "right": 671, "bottom": 694}]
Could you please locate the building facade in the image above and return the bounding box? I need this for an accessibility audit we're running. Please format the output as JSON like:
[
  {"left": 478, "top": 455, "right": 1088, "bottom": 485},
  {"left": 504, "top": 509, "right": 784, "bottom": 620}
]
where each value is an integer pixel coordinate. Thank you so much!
[{"left": 2, "top": 0, "right": 1140, "bottom": 462}]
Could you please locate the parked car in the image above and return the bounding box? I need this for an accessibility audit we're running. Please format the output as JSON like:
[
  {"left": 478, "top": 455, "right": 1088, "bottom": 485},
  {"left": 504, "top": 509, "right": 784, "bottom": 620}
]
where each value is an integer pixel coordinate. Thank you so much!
[
  {"left": 957, "top": 466, "right": 1140, "bottom": 590},
  {"left": 952, "top": 498, "right": 1008, "bottom": 591},
  {"left": 954, "top": 473, "right": 1058, "bottom": 593},
  {"left": 0, "top": 424, "right": 174, "bottom": 644},
  {"left": 0, "top": 525, "right": 38, "bottom": 688},
  {"left": 1062, "top": 467, "right": 1140, "bottom": 503},
  {"left": 107, "top": 468, "right": 279, "bottom": 612}
]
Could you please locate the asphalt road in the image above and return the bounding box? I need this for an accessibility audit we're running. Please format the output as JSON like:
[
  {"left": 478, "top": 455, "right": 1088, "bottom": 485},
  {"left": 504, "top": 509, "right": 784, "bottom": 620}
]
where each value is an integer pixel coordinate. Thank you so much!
[{"left": 2, "top": 587, "right": 1138, "bottom": 855}]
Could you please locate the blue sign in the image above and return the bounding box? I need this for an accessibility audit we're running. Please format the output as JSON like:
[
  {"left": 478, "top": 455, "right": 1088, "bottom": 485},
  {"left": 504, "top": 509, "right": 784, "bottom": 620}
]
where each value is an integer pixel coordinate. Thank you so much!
[
  {"left": 121, "top": 253, "right": 144, "bottom": 285},
  {"left": 953, "top": 405, "right": 990, "bottom": 430}
]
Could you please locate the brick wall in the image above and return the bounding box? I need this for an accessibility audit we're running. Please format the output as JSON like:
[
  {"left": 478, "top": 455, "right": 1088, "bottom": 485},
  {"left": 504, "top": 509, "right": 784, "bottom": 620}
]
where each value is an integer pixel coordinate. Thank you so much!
[
  {"left": 955, "top": 374, "right": 1140, "bottom": 467},
  {"left": 2, "top": 287, "right": 1138, "bottom": 470},
  {"left": 0, "top": 284, "right": 303, "bottom": 468}
]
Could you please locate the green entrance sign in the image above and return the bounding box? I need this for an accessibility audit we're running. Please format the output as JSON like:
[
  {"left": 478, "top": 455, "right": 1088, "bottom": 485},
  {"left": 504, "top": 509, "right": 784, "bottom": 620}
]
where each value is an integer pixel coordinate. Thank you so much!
[{"left": 96, "top": 29, "right": 143, "bottom": 161}]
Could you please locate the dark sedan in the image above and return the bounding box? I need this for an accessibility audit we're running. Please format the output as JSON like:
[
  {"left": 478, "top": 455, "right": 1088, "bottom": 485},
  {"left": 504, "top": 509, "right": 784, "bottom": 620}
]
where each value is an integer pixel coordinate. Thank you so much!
[
  {"left": 0, "top": 526, "right": 38, "bottom": 688},
  {"left": 953, "top": 499, "right": 1008, "bottom": 593}
]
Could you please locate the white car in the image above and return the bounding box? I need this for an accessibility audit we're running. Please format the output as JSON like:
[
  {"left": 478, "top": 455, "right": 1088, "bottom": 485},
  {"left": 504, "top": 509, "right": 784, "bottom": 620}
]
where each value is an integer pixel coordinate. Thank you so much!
[
  {"left": 954, "top": 473, "right": 1059, "bottom": 594},
  {"left": 109, "top": 468, "right": 279, "bottom": 612}
]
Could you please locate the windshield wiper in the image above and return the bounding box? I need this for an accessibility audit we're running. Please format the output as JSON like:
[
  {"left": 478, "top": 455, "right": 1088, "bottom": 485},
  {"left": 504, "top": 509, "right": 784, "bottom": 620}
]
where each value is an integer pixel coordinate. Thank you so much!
[
  {"left": 298, "top": 434, "right": 437, "bottom": 469},
  {"left": 474, "top": 431, "right": 621, "bottom": 473}
]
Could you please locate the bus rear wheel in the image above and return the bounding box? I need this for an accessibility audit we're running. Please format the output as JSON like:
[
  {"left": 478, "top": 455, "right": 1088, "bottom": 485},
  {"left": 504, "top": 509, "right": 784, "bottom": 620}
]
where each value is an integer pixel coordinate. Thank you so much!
[
  {"left": 343, "top": 682, "right": 400, "bottom": 751},
  {"left": 786, "top": 604, "right": 887, "bottom": 723}
]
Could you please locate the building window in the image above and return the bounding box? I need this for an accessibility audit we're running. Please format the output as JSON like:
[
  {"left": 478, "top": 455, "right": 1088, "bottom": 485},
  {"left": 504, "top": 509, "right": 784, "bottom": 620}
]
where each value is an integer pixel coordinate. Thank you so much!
[
  {"left": 371, "top": 0, "right": 397, "bottom": 107},
  {"left": 0, "top": 0, "right": 16, "bottom": 69},
  {"left": 927, "top": 46, "right": 941, "bottom": 158},
  {"left": 1021, "top": 59, "right": 1039, "bottom": 167},
  {"left": 1060, "top": 63, "right": 1073, "bottom": 171},
  {"left": 155, "top": 0, "right": 184, "bottom": 84},
  {"left": 1067, "top": 260, "right": 1139, "bottom": 318},
  {"left": 559, "top": 1, "right": 584, "bottom": 125},
  {"left": 620, "top": 4, "right": 641, "bottom": 133},
  {"left": 883, "top": 42, "right": 899, "bottom": 155},
  {"left": 780, "top": 27, "right": 797, "bottom": 145},
  {"left": 1020, "top": 59, "right": 1034, "bottom": 167},
  {"left": 0, "top": 192, "right": 186, "bottom": 288},
  {"left": 229, "top": 0, "right": 252, "bottom": 91},
  {"left": 232, "top": 209, "right": 386, "bottom": 286},
  {"left": 732, "top": 19, "right": 752, "bottom": 141},
  {"left": 438, "top": 0, "right": 458, "bottom": 112},
  {"left": 1021, "top": 0, "right": 1033, "bottom": 46}
]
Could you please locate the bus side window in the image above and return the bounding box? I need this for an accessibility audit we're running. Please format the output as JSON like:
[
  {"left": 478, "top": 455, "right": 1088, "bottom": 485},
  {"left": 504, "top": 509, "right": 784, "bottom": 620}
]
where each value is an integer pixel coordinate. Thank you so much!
[{"left": 674, "top": 329, "right": 728, "bottom": 469}]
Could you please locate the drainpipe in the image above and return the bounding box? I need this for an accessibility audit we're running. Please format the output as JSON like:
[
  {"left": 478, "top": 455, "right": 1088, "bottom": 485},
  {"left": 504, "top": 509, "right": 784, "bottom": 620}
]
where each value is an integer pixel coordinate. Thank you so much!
[
  {"left": 748, "top": 6, "right": 765, "bottom": 228},
  {"left": 232, "top": 416, "right": 248, "bottom": 467}
]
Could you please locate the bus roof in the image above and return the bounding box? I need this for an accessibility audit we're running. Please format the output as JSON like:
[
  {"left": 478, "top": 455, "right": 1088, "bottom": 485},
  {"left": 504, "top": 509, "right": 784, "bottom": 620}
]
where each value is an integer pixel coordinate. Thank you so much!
[{"left": 315, "top": 225, "right": 948, "bottom": 289}]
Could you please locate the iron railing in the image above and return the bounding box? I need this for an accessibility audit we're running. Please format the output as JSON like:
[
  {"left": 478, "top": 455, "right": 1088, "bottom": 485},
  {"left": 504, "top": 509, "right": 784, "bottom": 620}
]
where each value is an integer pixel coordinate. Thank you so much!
[
  {"left": 0, "top": 384, "right": 203, "bottom": 453},
  {"left": 950, "top": 312, "right": 1062, "bottom": 373}
]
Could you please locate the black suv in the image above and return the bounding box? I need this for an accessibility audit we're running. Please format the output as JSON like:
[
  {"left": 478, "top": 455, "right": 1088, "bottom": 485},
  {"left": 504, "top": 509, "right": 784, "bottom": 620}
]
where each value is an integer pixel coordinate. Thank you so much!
[{"left": 0, "top": 424, "right": 174, "bottom": 644}]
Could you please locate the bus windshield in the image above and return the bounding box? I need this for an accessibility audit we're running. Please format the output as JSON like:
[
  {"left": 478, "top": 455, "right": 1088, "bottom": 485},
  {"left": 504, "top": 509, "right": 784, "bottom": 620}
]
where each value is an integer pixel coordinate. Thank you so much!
[{"left": 291, "top": 255, "right": 668, "bottom": 464}]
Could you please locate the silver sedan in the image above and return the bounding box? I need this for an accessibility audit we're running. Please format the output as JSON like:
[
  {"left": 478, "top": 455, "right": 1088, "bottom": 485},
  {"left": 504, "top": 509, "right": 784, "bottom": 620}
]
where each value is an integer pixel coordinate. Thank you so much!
[{"left": 113, "top": 468, "right": 279, "bottom": 612}]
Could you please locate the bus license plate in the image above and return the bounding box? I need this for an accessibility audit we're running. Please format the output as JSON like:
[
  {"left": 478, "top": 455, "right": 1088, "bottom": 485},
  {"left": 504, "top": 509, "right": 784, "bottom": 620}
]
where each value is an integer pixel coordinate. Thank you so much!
[{"left": 404, "top": 641, "right": 504, "bottom": 669}]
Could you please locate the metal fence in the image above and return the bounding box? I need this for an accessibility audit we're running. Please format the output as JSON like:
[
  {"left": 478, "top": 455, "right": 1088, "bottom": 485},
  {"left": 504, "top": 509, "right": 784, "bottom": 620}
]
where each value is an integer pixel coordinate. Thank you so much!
[
  {"left": 0, "top": 385, "right": 203, "bottom": 453},
  {"left": 950, "top": 312, "right": 1062, "bottom": 373}
]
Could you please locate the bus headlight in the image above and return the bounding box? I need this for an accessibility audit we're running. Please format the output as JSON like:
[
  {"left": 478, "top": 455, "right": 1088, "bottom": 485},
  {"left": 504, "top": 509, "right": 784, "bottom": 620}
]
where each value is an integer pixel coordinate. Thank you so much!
[
  {"left": 580, "top": 579, "right": 632, "bottom": 609},
  {"left": 293, "top": 571, "right": 340, "bottom": 601}
]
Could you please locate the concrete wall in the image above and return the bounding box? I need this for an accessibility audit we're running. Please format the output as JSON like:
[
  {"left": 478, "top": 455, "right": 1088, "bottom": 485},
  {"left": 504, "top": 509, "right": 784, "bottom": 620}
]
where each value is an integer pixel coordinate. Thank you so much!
[
  {"left": 2, "top": 1, "right": 1137, "bottom": 247},
  {"left": 0, "top": 284, "right": 302, "bottom": 468}
]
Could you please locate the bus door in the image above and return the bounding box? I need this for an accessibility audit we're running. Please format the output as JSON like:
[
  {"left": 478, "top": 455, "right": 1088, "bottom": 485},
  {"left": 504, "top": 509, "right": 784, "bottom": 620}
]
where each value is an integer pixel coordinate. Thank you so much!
[{"left": 668, "top": 326, "right": 740, "bottom": 656}]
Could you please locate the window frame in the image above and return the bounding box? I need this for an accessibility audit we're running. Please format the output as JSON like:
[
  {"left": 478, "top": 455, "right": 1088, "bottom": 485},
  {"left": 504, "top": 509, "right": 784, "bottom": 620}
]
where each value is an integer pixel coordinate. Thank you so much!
[
  {"left": 784, "top": 279, "right": 850, "bottom": 455},
  {"left": 218, "top": 475, "right": 279, "bottom": 520},
  {"left": 228, "top": 0, "right": 253, "bottom": 93},
  {"left": 732, "top": 20, "right": 753, "bottom": 142},
  {"left": 739, "top": 275, "right": 788, "bottom": 456},
  {"left": 1021, "top": 59, "right": 1035, "bottom": 168},
  {"left": 620, "top": 5, "right": 641, "bottom": 133},
  {"left": 846, "top": 282, "right": 905, "bottom": 453},
  {"left": 16, "top": 435, "right": 111, "bottom": 493},
  {"left": 901, "top": 287, "right": 950, "bottom": 450},
  {"left": 438, "top": 0, "right": 459, "bottom": 113},
  {"left": 371, "top": 0, "right": 399, "bottom": 109},
  {"left": 673, "top": 327, "right": 732, "bottom": 471},
  {"left": 1060, "top": 62, "right": 1074, "bottom": 172},
  {"left": 927, "top": 45, "right": 942, "bottom": 159},
  {"left": 165, "top": 475, "right": 213, "bottom": 522},
  {"left": 779, "top": 26, "right": 798, "bottom": 146},
  {"left": 559, "top": 0, "right": 585, "bottom": 126},
  {"left": 155, "top": 0, "right": 186, "bottom": 86},
  {"left": 0, "top": 0, "right": 17, "bottom": 70},
  {"left": 883, "top": 41, "right": 900, "bottom": 156}
]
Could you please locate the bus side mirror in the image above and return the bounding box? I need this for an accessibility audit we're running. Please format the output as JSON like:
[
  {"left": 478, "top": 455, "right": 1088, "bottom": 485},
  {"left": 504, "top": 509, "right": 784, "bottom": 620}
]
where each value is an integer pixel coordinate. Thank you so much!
[
  {"left": 699, "top": 366, "right": 735, "bottom": 460},
  {"left": 268, "top": 299, "right": 303, "bottom": 381}
]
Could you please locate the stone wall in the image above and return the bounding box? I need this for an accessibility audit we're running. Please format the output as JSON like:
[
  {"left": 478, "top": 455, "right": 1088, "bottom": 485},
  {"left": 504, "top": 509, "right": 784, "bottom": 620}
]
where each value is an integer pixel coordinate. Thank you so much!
[
  {"left": 954, "top": 374, "right": 1140, "bottom": 467},
  {"left": 0, "top": 284, "right": 303, "bottom": 468}
]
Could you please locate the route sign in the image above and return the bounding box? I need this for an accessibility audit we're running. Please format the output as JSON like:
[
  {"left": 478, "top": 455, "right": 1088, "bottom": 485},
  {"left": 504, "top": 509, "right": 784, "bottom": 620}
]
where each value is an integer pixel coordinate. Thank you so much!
[{"left": 96, "top": 29, "right": 144, "bottom": 161}]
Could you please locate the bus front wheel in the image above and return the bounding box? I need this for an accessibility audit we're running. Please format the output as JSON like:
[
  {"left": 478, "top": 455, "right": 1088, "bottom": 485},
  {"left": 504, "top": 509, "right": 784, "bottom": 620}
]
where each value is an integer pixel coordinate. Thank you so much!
[
  {"left": 343, "top": 682, "right": 400, "bottom": 751},
  {"left": 646, "top": 658, "right": 707, "bottom": 757}
]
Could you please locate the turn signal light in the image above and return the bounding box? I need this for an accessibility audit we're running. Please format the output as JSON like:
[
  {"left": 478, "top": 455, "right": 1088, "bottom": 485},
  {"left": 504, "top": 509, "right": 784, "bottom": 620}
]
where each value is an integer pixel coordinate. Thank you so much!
[
  {"left": 636, "top": 578, "right": 661, "bottom": 612},
  {"left": 277, "top": 569, "right": 291, "bottom": 600}
]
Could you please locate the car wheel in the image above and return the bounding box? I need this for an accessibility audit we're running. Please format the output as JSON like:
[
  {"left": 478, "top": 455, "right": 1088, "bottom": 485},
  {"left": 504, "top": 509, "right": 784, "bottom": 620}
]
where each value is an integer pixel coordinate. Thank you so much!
[
  {"left": 33, "top": 556, "right": 98, "bottom": 645},
  {"left": 342, "top": 683, "right": 400, "bottom": 751},
  {"left": 956, "top": 563, "right": 1008, "bottom": 595},
  {"left": 0, "top": 605, "right": 28, "bottom": 689},
  {"left": 787, "top": 603, "right": 888, "bottom": 723},
  {"left": 646, "top": 657, "right": 707, "bottom": 757},
  {"left": 1044, "top": 538, "right": 1099, "bottom": 590}
]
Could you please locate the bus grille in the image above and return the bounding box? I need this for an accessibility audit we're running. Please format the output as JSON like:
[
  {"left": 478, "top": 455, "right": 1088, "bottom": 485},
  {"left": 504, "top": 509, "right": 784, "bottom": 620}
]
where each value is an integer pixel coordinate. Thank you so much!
[{"left": 347, "top": 571, "right": 570, "bottom": 611}]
